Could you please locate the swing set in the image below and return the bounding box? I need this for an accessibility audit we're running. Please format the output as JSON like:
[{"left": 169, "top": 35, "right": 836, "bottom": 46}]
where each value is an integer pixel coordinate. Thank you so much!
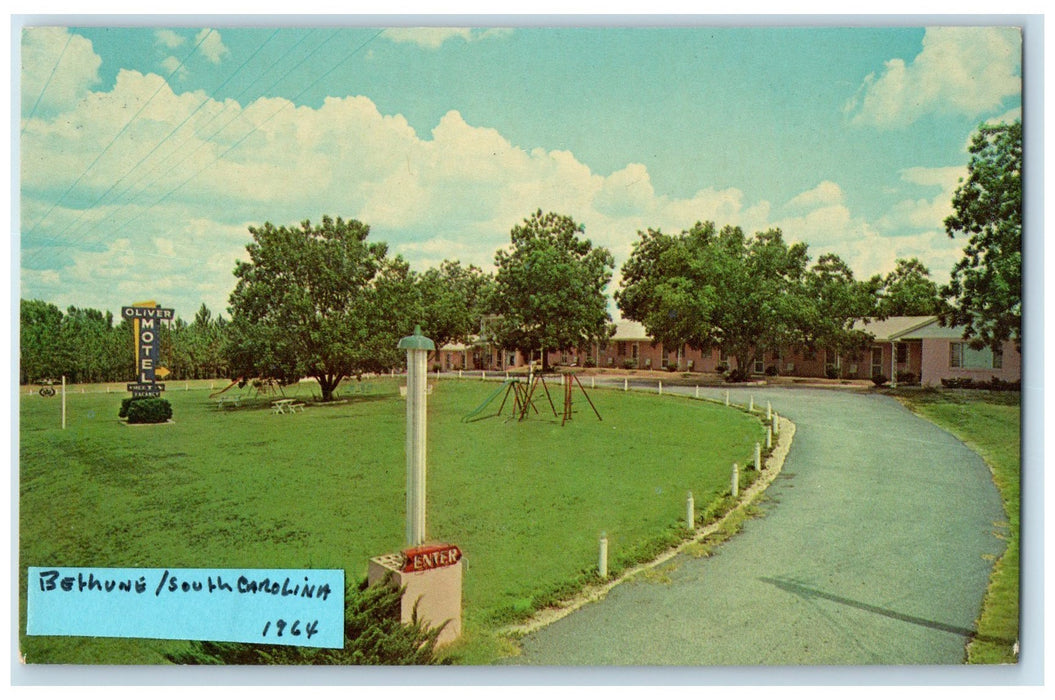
[{"left": 462, "top": 372, "right": 602, "bottom": 426}]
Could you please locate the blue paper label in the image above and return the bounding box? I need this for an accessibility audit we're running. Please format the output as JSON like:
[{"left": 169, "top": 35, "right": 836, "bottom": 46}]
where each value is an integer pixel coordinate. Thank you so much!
[{"left": 27, "top": 567, "right": 345, "bottom": 649}]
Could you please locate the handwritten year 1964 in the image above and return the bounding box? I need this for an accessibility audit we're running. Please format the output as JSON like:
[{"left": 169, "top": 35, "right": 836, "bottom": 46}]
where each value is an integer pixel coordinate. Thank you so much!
[{"left": 261, "top": 618, "right": 319, "bottom": 640}]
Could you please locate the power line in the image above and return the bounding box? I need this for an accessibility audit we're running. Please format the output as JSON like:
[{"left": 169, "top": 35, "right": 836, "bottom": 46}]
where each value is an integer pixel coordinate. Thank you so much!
[
  {"left": 22, "top": 28, "right": 285, "bottom": 267},
  {"left": 77, "top": 28, "right": 384, "bottom": 251},
  {"left": 21, "top": 30, "right": 73, "bottom": 133},
  {"left": 21, "top": 28, "right": 316, "bottom": 267},
  {"left": 22, "top": 29, "right": 216, "bottom": 243}
]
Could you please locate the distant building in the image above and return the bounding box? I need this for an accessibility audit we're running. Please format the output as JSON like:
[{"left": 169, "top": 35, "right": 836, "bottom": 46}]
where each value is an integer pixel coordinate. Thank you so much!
[{"left": 434, "top": 315, "right": 1021, "bottom": 387}]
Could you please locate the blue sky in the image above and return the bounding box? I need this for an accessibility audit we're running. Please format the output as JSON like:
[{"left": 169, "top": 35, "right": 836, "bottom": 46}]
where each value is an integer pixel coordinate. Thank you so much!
[{"left": 17, "top": 22, "right": 1022, "bottom": 322}]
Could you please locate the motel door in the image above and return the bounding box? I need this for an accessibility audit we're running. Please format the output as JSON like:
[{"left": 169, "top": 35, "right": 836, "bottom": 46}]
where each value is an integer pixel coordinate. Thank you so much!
[{"left": 871, "top": 347, "right": 884, "bottom": 377}]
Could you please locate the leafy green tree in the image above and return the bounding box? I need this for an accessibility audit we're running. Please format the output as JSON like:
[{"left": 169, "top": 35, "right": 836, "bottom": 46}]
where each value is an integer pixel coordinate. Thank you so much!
[
  {"left": 801, "top": 253, "right": 880, "bottom": 374},
  {"left": 942, "top": 120, "right": 1022, "bottom": 352},
  {"left": 60, "top": 306, "right": 119, "bottom": 383},
  {"left": 489, "top": 210, "right": 614, "bottom": 371},
  {"left": 19, "top": 299, "right": 65, "bottom": 384},
  {"left": 877, "top": 257, "right": 943, "bottom": 317},
  {"left": 417, "top": 260, "right": 494, "bottom": 359},
  {"left": 616, "top": 222, "right": 811, "bottom": 380},
  {"left": 225, "top": 216, "right": 413, "bottom": 401}
]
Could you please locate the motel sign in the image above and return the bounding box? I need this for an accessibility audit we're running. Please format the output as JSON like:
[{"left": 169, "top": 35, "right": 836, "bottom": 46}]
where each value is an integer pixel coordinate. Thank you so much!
[{"left": 122, "top": 302, "right": 174, "bottom": 398}]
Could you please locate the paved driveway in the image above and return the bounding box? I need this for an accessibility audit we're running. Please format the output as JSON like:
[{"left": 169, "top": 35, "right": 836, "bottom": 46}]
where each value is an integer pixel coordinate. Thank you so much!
[{"left": 508, "top": 386, "right": 1007, "bottom": 666}]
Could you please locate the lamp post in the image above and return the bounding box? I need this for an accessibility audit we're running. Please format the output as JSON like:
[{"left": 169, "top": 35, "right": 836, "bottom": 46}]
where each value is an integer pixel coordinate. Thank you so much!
[{"left": 398, "top": 325, "right": 435, "bottom": 548}]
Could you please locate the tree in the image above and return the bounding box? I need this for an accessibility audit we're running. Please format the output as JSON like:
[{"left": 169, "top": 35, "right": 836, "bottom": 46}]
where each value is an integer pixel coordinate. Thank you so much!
[
  {"left": 20, "top": 299, "right": 65, "bottom": 384},
  {"left": 417, "top": 260, "right": 494, "bottom": 361},
  {"left": 489, "top": 211, "right": 614, "bottom": 371},
  {"left": 616, "top": 222, "right": 812, "bottom": 380},
  {"left": 225, "top": 216, "right": 412, "bottom": 401},
  {"left": 802, "top": 253, "right": 880, "bottom": 374},
  {"left": 877, "top": 257, "right": 942, "bottom": 317},
  {"left": 942, "top": 120, "right": 1022, "bottom": 352}
]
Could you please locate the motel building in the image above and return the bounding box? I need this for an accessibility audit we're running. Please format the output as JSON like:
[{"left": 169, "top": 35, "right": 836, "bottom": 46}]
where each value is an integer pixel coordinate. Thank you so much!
[{"left": 435, "top": 316, "right": 1020, "bottom": 388}]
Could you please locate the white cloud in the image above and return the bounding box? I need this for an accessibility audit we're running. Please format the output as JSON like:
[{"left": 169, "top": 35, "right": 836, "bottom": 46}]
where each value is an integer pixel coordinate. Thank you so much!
[
  {"left": 160, "top": 56, "right": 188, "bottom": 81},
  {"left": 877, "top": 166, "right": 964, "bottom": 233},
  {"left": 846, "top": 27, "right": 1021, "bottom": 129},
  {"left": 784, "top": 181, "right": 844, "bottom": 211},
  {"left": 381, "top": 27, "right": 511, "bottom": 50},
  {"left": 196, "top": 29, "right": 230, "bottom": 64},
  {"left": 155, "top": 29, "right": 184, "bottom": 49},
  {"left": 23, "top": 49, "right": 973, "bottom": 320},
  {"left": 20, "top": 27, "right": 101, "bottom": 119}
]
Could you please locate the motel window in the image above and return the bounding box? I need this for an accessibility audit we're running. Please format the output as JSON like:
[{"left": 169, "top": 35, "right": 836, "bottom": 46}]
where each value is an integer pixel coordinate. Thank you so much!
[
  {"left": 632, "top": 344, "right": 639, "bottom": 360},
  {"left": 950, "top": 342, "right": 1002, "bottom": 370},
  {"left": 896, "top": 343, "right": 908, "bottom": 364},
  {"left": 618, "top": 341, "right": 627, "bottom": 356}
]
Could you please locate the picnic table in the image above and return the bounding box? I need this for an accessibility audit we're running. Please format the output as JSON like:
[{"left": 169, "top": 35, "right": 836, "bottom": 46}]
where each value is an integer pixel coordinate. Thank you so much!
[{"left": 272, "top": 398, "right": 305, "bottom": 414}]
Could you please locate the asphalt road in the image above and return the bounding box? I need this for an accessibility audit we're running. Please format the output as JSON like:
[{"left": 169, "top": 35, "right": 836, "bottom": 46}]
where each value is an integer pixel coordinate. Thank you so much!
[{"left": 508, "top": 386, "right": 1007, "bottom": 666}]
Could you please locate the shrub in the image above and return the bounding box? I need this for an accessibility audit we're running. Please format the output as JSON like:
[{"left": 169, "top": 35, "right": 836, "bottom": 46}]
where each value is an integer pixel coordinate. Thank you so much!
[
  {"left": 125, "top": 398, "right": 173, "bottom": 424},
  {"left": 167, "top": 578, "right": 450, "bottom": 665},
  {"left": 666, "top": 364, "right": 678, "bottom": 373},
  {"left": 725, "top": 368, "right": 750, "bottom": 383},
  {"left": 825, "top": 365, "right": 840, "bottom": 380},
  {"left": 896, "top": 371, "right": 917, "bottom": 385},
  {"left": 871, "top": 372, "right": 889, "bottom": 387},
  {"left": 716, "top": 362, "right": 729, "bottom": 374},
  {"left": 764, "top": 365, "right": 779, "bottom": 377},
  {"left": 622, "top": 359, "right": 637, "bottom": 370},
  {"left": 980, "top": 377, "right": 1020, "bottom": 392},
  {"left": 582, "top": 357, "right": 597, "bottom": 368},
  {"left": 941, "top": 377, "right": 974, "bottom": 389},
  {"left": 118, "top": 397, "right": 140, "bottom": 418}
]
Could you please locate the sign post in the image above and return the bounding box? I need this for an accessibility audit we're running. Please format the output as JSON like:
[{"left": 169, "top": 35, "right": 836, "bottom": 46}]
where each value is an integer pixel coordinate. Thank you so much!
[
  {"left": 399, "top": 325, "right": 433, "bottom": 547},
  {"left": 121, "top": 301, "right": 174, "bottom": 398},
  {"left": 367, "top": 325, "right": 462, "bottom": 646}
]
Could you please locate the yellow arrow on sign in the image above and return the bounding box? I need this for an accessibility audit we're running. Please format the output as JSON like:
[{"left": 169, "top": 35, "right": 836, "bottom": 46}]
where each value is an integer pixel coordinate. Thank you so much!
[{"left": 155, "top": 367, "right": 171, "bottom": 378}]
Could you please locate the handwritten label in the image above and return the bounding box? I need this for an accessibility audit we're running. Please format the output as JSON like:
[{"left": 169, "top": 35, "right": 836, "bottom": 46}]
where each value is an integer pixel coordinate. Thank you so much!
[{"left": 27, "top": 567, "right": 344, "bottom": 649}]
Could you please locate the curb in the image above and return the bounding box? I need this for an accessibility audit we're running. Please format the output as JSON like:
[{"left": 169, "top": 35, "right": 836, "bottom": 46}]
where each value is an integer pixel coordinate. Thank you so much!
[{"left": 501, "top": 413, "right": 797, "bottom": 638}]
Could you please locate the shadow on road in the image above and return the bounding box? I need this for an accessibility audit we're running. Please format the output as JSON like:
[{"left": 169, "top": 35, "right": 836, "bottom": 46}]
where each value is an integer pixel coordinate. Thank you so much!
[{"left": 760, "top": 576, "right": 1014, "bottom": 647}]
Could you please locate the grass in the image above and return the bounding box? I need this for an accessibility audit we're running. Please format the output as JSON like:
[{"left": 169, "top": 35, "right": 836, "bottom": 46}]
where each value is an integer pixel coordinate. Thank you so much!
[
  {"left": 18, "top": 377, "right": 764, "bottom": 664},
  {"left": 893, "top": 388, "right": 1020, "bottom": 664}
]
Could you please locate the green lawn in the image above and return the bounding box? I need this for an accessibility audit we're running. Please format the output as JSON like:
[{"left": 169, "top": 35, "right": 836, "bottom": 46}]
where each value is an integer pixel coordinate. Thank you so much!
[
  {"left": 19, "top": 378, "right": 764, "bottom": 664},
  {"left": 895, "top": 389, "right": 1020, "bottom": 664}
]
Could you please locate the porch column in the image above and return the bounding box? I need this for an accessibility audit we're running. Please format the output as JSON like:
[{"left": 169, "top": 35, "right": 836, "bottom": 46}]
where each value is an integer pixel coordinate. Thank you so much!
[{"left": 891, "top": 341, "right": 897, "bottom": 388}]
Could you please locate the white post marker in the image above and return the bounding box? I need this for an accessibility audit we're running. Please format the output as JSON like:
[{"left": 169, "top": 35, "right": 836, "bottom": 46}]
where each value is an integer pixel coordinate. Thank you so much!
[
  {"left": 398, "top": 325, "right": 435, "bottom": 548},
  {"left": 731, "top": 463, "right": 739, "bottom": 498},
  {"left": 766, "top": 426, "right": 773, "bottom": 450},
  {"left": 695, "top": 386, "right": 699, "bottom": 399},
  {"left": 749, "top": 396, "right": 754, "bottom": 412},
  {"left": 766, "top": 401, "right": 772, "bottom": 421},
  {"left": 624, "top": 378, "right": 628, "bottom": 392},
  {"left": 686, "top": 491, "right": 695, "bottom": 530},
  {"left": 755, "top": 442, "right": 762, "bottom": 471},
  {"left": 725, "top": 390, "right": 730, "bottom": 406},
  {"left": 658, "top": 380, "right": 663, "bottom": 395},
  {"left": 591, "top": 377, "right": 596, "bottom": 389},
  {"left": 61, "top": 376, "right": 67, "bottom": 430},
  {"left": 598, "top": 532, "right": 609, "bottom": 579},
  {"left": 773, "top": 412, "right": 780, "bottom": 434}
]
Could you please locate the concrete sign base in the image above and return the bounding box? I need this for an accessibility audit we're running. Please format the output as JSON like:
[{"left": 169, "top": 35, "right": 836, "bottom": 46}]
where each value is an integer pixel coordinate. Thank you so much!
[{"left": 368, "top": 553, "right": 462, "bottom": 646}]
